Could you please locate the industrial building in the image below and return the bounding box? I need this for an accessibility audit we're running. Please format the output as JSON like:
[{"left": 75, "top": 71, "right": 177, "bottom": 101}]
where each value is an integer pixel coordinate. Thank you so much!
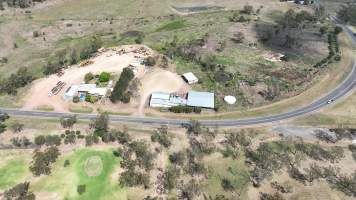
[{"left": 149, "top": 91, "right": 214, "bottom": 109}]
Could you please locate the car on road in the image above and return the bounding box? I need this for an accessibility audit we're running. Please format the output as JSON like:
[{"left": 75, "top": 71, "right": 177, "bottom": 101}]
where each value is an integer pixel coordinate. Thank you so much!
[{"left": 327, "top": 99, "right": 334, "bottom": 104}]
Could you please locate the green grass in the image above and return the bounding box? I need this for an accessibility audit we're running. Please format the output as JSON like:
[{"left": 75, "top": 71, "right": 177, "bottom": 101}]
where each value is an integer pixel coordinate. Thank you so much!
[
  {"left": 32, "top": 149, "right": 126, "bottom": 200},
  {"left": 155, "top": 19, "right": 187, "bottom": 32},
  {"left": 0, "top": 159, "right": 29, "bottom": 190},
  {"left": 202, "top": 152, "right": 250, "bottom": 199},
  {"left": 69, "top": 105, "right": 94, "bottom": 113}
]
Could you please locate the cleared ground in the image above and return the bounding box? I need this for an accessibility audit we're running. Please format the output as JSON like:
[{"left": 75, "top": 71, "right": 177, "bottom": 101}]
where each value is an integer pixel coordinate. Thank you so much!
[{"left": 21, "top": 45, "right": 188, "bottom": 114}]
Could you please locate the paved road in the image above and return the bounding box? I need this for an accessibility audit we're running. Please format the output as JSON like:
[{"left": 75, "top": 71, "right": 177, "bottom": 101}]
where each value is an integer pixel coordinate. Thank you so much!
[{"left": 1, "top": 20, "right": 356, "bottom": 127}]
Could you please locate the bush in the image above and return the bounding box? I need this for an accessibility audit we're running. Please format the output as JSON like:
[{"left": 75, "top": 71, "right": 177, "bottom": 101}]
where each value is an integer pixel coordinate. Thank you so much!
[
  {"left": 73, "top": 96, "right": 80, "bottom": 103},
  {"left": 99, "top": 72, "right": 111, "bottom": 82},
  {"left": 29, "top": 146, "right": 60, "bottom": 176},
  {"left": 77, "top": 184, "right": 86, "bottom": 195},
  {"left": 242, "top": 4, "right": 253, "bottom": 15},
  {"left": 85, "top": 95, "right": 98, "bottom": 103},
  {"left": 84, "top": 72, "right": 94, "bottom": 83},
  {"left": 34, "top": 135, "right": 46, "bottom": 146},
  {"left": 143, "top": 56, "right": 156, "bottom": 66},
  {"left": 334, "top": 26, "right": 343, "bottom": 34}
]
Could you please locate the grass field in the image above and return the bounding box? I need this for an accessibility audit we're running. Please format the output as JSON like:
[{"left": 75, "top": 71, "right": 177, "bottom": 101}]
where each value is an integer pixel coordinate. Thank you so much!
[
  {"left": 0, "top": 150, "right": 32, "bottom": 191},
  {"left": 202, "top": 152, "right": 250, "bottom": 199},
  {"left": 32, "top": 148, "right": 125, "bottom": 200}
]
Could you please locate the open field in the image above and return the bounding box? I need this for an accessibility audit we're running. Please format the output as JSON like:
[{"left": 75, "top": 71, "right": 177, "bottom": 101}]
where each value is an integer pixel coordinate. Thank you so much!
[
  {"left": 31, "top": 148, "right": 124, "bottom": 200},
  {"left": 0, "top": 0, "right": 339, "bottom": 115}
]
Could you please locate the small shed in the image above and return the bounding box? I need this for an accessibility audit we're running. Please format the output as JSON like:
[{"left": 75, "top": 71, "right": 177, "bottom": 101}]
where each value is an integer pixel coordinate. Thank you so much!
[{"left": 182, "top": 72, "right": 199, "bottom": 84}]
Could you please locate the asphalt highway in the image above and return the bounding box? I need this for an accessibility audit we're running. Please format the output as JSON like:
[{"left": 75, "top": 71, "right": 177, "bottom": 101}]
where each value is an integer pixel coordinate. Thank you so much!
[{"left": 1, "top": 20, "right": 355, "bottom": 127}]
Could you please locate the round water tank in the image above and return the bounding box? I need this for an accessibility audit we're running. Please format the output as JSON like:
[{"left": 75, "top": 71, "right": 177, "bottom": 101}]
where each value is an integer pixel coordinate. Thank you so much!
[{"left": 224, "top": 96, "right": 236, "bottom": 104}]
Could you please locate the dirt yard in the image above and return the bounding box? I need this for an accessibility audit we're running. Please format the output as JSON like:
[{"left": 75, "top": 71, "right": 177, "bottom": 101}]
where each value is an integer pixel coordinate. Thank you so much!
[{"left": 22, "top": 45, "right": 188, "bottom": 114}]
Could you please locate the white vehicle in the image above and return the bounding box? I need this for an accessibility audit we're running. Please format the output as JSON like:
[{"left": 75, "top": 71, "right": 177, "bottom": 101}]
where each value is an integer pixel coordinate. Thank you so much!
[{"left": 327, "top": 99, "right": 334, "bottom": 104}]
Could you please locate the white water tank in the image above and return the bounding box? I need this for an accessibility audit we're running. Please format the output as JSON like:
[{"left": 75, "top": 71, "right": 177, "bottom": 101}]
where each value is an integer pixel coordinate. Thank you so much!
[{"left": 224, "top": 96, "right": 237, "bottom": 105}]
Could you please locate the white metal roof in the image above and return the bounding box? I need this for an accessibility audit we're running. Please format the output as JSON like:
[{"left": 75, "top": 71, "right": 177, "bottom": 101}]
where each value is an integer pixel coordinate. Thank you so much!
[
  {"left": 77, "top": 84, "right": 97, "bottom": 92},
  {"left": 187, "top": 91, "right": 214, "bottom": 108},
  {"left": 151, "top": 92, "right": 170, "bottom": 100},
  {"left": 64, "top": 85, "right": 79, "bottom": 97},
  {"left": 88, "top": 88, "right": 108, "bottom": 96},
  {"left": 182, "top": 72, "right": 198, "bottom": 83}
]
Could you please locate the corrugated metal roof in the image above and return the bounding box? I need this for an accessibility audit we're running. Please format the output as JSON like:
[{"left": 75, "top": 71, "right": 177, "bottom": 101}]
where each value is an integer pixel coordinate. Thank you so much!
[
  {"left": 182, "top": 72, "right": 198, "bottom": 83},
  {"left": 151, "top": 92, "right": 170, "bottom": 100},
  {"left": 78, "top": 84, "right": 97, "bottom": 92},
  {"left": 187, "top": 91, "right": 215, "bottom": 108},
  {"left": 64, "top": 85, "right": 79, "bottom": 97}
]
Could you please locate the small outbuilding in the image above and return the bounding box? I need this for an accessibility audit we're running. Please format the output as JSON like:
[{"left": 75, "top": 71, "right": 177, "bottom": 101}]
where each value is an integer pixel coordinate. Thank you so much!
[{"left": 182, "top": 72, "right": 199, "bottom": 84}]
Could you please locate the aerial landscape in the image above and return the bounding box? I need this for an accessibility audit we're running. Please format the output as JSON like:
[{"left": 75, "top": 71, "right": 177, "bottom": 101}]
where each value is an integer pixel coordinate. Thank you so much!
[{"left": 0, "top": 0, "right": 356, "bottom": 199}]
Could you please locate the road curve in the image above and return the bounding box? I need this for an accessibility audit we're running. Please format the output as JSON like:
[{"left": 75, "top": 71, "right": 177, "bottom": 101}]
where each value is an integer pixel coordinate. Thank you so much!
[{"left": 1, "top": 21, "right": 356, "bottom": 127}]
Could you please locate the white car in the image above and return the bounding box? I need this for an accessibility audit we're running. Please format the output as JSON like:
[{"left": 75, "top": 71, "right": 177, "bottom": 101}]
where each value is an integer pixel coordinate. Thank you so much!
[{"left": 327, "top": 99, "right": 334, "bottom": 104}]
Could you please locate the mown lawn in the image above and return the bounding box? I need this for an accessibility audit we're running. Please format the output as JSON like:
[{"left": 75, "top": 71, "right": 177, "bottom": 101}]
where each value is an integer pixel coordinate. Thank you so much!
[
  {"left": 32, "top": 149, "right": 126, "bottom": 200},
  {"left": 0, "top": 159, "right": 30, "bottom": 190}
]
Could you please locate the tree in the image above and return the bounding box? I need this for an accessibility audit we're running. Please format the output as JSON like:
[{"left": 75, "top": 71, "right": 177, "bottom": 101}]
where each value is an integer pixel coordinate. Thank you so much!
[
  {"left": 34, "top": 135, "right": 46, "bottom": 146},
  {"left": 242, "top": 4, "right": 253, "bottom": 15},
  {"left": 99, "top": 72, "right": 111, "bottom": 82},
  {"left": 180, "top": 179, "right": 201, "bottom": 200},
  {"left": 70, "top": 48, "right": 78, "bottom": 65},
  {"left": 29, "top": 146, "right": 60, "bottom": 176},
  {"left": 337, "top": 4, "right": 356, "bottom": 25},
  {"left": 260, "top": 192, "right": 285, "bottom": 200},
  {"left": 90, "top": 113, "right": 109, "bottom": 138},
  {"left": 110, "top": 67, "right": 134, "bottom": 103},
  {"left": 334, "top": 26, "right": 343, "bottom": 34},
  {"left": 169, "top": 151, "right": 186, "bottom": 166},
  {"left": 151, "top": 125, "right": 171, "bottom": 148},
  {"left": 9, "top": 121, "right": 24, "bottom": 133},
  {"left": 143, "top": 56, "right": 156, "bottom": 66},
  {"left": 77, "top": 184, "right": 86, "bottom": 195},
  {"left": 4, "top": 182, "right": 35, "bottom": 200},
  {"left": 221, "top": 178, "right": 234, "bottom": 191},
  {"left": 84, "top": 72, "right": 94, "bottom": 83},
  {"left": 45, "top": 135, "right": 61, "bottom": 146},
  {"left": 60, "top": 115, "right": 77, "bottom": 129},
  {"left": 319, "top": 26, "right": 328, "bottom": 36}
]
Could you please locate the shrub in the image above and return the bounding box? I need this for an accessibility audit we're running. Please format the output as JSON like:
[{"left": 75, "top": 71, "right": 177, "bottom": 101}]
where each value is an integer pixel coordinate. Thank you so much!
[
  {"left": 77, "top": 184, "right": 86, "bottom": 195},
  {"left": 84, "top": 72, "right": 94, "bottom": 83},
  {"left": 99, "top": 72, "right": 111, "bottom": 82},
  {"left": 34, "top": 135, "right": 46, "bottom": 146},
  {"left": 85, "top": 95, "right": 98, "bottom": 103},
  {"left": 334, "top": 26, "right": 343, "bottom": 34},
  {"left": 143, "top": 56, "right": 156, "bottom": 66},
  {"left": 242, "top": 4, "right": 254, "bottom": 15},
  {"left": 73, "top": 96, "right": 80, "bottom": 103}
]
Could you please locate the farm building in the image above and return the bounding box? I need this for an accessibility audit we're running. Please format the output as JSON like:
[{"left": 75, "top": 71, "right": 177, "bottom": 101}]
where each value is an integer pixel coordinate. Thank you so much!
[
  {"left": 149, "top": 92, "right": 186, "bottom": 108},
  {"left": 187, "top": 91, "right": 215, "bottom": 109},
  {"left": 63, "top": 84, "right": 108, "bottom": 101},
  {"left": 182, "top": 72, "right": 199, "bottom": 84},
  {"left": 149, "top": 91, "right": 214, "bottom": 109}
]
